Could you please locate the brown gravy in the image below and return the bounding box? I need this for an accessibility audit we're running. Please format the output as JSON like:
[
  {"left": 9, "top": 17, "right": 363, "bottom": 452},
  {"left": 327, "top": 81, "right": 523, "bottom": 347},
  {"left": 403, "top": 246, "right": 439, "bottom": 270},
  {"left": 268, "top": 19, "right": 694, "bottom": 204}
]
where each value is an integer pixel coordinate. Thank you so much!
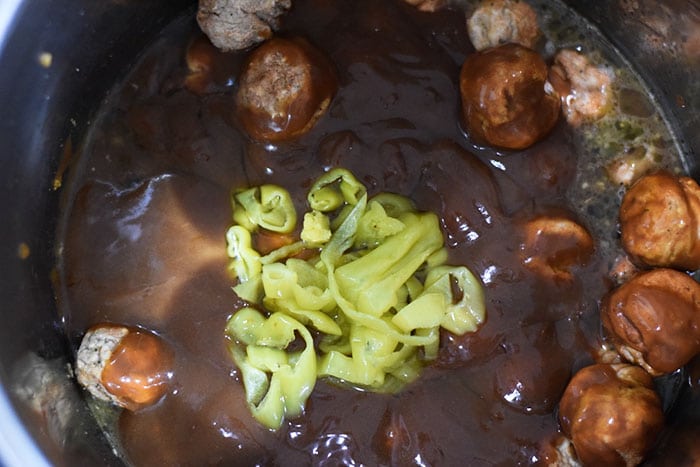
[{"left": 56, "top": 0, "right": 684, "bottom": 464}]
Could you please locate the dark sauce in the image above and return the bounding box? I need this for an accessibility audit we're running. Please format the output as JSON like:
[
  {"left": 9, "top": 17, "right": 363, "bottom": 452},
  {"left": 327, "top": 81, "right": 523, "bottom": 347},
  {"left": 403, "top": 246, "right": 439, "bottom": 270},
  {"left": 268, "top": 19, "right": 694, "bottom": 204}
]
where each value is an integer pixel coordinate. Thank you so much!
[{"left": 56, "top": 0, "right": 685, "bottom": 465}]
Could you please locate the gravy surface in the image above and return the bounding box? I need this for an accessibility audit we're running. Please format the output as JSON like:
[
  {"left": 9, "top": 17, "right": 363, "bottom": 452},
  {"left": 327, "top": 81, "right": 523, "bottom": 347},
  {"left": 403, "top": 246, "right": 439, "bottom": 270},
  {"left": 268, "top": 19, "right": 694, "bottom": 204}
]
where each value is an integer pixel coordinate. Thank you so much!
[{"left": 57, "top": 0, "right": 681, "bottom": 464}]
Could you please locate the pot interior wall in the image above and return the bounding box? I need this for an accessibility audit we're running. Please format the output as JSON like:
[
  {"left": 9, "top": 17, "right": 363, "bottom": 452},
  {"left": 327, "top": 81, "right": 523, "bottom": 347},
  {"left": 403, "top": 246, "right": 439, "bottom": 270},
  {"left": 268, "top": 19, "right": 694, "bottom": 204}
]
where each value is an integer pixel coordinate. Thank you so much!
[
  {"left": 0, "top": 1, "right": 194, "bottom": 465},
  {"left": 0, "top": 0, "right": 697, "bottom": 465}
]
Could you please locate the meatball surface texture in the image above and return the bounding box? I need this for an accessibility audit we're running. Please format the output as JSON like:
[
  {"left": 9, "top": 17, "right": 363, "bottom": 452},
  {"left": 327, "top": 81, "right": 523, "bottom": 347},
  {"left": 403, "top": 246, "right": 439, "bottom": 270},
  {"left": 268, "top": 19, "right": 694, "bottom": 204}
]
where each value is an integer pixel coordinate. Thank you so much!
[
  {"left": 197, "top": 0, "right": 292, "bottom": 52},
  {"left": 620, "top": 171, "right": 700, "bottom": 270},
  {"left": 558, "top": 363, "right": 663, "bottom": 467},
  {"left": 403, "top": 0, "right": 445, "bottom": 12},
  {"left": 236, "top": 36, "right": 338, "bottom": 142},
  {"left": 520, "top": 214, "right": 594, "bottom": 282},
  {"left": 602, "top": 268, "right": 700, "bottom": 375},
  {"left": 459, "top": 43, "right": 560, "bottom": 150}
]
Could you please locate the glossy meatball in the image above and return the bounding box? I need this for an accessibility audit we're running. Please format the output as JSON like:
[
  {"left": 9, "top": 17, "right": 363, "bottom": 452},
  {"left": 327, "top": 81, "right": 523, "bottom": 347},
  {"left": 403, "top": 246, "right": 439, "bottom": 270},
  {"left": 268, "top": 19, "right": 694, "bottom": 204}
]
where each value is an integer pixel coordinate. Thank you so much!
[
  {"left": 619, "top": 171, "right": 700, "bottom": 270},
  {"left": 558, "top": 363, "right": 664, "bottom": 467},
  {"left": 76, "top": 324, "right": 174, "bottom": 411},
  {"left": 402, "top": 0, "right": 445, "bottom": 12},
  {"left": 459, "top": 43, "right": 560, "bottom": 150},
  {"left": 184, "top": 36, "right": 219, "bottom": 94},
  {"left": 235, "top": 36, "right": 338, "bottom": 142},
  {"left": 467, "top": 0, "right": 540, "bottom": 51},
  {"left": 519, "top": 214, "right": 594, "bottom": 282},
  {"left": 601, "top": 268, "right": 700, "bottom": 375},
  {"left": 549, "top": 49, "right": 614, "bottom": 126}
]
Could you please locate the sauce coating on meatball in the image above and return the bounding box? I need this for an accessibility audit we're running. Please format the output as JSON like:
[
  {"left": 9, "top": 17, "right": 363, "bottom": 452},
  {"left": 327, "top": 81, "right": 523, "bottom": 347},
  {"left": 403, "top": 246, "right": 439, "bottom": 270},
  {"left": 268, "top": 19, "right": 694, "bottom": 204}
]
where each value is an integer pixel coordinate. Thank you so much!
[
  {"left": 235, "top": 36, "right": 338, "bottom": 142},
  {"left": 558, "top": 363, "right": 663, "bottom": 467},
  {"left": 602, "top": 268, "right": 700, "bottom": 375},
  {"left": 519, "top": 214, "right": 594, "bottom": 282},
  {"left": 620, "top": 171, "right": 700, "bottom": 270},
  {"left": 459, "top": 43, "right": 560, "bottom": 150},
  {"left": 101, "top": 330, "right": 174, "bottom": 410}
]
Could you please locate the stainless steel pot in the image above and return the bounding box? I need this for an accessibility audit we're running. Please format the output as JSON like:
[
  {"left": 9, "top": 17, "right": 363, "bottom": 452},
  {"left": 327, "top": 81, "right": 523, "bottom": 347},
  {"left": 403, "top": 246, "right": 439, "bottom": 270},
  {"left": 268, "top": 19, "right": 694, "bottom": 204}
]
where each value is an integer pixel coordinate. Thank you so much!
[{"left": 0, "top": 1, "right": 697, "bottom": 465}]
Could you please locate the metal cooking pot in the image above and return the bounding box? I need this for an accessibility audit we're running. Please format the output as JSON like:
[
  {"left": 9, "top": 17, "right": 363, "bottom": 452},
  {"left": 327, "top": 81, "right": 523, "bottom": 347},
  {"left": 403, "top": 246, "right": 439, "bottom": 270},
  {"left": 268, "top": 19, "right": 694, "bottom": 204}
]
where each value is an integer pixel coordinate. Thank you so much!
[{"left": 0, "top": 1, "right": 698, "bottom": 465}]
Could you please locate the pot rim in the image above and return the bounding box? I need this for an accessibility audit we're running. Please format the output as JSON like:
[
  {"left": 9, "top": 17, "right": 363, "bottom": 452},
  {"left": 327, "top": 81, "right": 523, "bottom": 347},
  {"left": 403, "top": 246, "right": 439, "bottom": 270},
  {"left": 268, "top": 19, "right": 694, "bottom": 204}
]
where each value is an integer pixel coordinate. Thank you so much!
[
  {"left": 0, "top": 0, "right": 21, "bottom": 52},
  {"left": 0, "top": 3, "right": 50, "bottom": 466},
  {"left": 0, "top": 388, "right": 49, "bottom": 467}
]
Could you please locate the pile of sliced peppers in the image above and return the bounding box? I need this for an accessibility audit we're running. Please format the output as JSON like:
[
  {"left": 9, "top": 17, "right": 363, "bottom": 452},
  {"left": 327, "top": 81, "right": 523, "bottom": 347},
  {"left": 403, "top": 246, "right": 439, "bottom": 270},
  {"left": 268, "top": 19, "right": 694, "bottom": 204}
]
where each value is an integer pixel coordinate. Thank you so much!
[{"left": 225, "top": 168, "right": 486, "bottom": 429}]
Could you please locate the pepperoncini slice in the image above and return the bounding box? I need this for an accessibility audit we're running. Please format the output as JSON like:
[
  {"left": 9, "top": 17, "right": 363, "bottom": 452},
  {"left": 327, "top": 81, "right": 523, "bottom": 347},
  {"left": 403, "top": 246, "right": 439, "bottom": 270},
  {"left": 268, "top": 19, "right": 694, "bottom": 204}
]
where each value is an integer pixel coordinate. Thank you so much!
[
  {"left": 234, "top": 185, "right": 297, "bottom": 233},
  {"left": 334, "top": 212, "right": 444, "bottom": 317},
  {"left": 354, "top": 200, "right": 406, "bottom": 248},
  {"left": 226, "top": 308, "right": 316, "bottom": 430},
  {"left": 424, "top": 266, "right": 486, "bottom": 335},
  {"left": 307, "top": 168, "right": 366, "bottom": 211},
  {"left": 225, "top": 168, "right": 487, "bottom": 430},
  {"left": 226, "top": 225, "right": 263, "bottom": 302}
]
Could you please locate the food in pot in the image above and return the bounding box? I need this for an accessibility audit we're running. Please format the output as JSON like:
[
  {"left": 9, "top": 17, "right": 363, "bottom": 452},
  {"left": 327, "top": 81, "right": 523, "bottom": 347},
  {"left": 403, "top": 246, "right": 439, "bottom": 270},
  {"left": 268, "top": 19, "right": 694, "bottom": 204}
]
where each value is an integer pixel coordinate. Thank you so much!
[
  {"left": 197, "top": 0, "right": 292, "bottom": 51},
  {"left": 57, "top": 0, "right": 689, "bottom": 464},
  {"left": 558, "top": 363, "right": 664, "bottom": 467},
  {"left": 225, "top": 169, "right": 485, "bottom": 428},
  {"left": 620, "top": 171, "right": 700, "bottom": 270},
  {"left": 459, "top": 43, "right": 560, "bottom": 149},
  {"left": 402, "top": 0, "right": 445, "bottom": 12},
  {"left": 466, "top": 0, "right": 540, "bottom": 51},
  {"left": 605, "top": 145, "right": 658, "bottom": 187},
  {"left": 519, "top": 214, "right": 594, "bottom": 282},
  {"left": 550, "top": 48, "right": 615, "bottom": 126},
  {"left": 235, "top": 36, "right": 338, "bottom": 142},
  {"left": 602, "top": 268, "right": 700, "bottom": 376},
  {"left": 76, "top": 324, "right": 174, "bottom": 411},
  {"left": 184, "top": 35, "right": 220, "bottom": 94}
]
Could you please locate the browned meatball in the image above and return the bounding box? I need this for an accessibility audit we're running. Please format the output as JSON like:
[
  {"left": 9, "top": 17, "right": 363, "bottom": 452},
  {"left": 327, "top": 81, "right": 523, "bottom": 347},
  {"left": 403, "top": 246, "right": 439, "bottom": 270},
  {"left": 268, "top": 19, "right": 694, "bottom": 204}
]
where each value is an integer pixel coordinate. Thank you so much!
[
  {"left": 459, "top": 43, "right": 560, "bottom": 150},
  {"left": 620, "top": 171, "right": 700, "bottom": 270},
  {"left": 558, "top": 363, "right": 664, "bottom": 467},
  {"left": 402, "top": 0, "right": 445, "bottom": 12},
  {"left": 601, "top": 268, "right": 700, "bottom": 375},
  {"left": 466, "top": 0, "right": 540, "bottom": 51},
  {"left": 197, "top": 0, "right": 291, "bottom": 52},
  {"left": 184, "top": 36, "right": 218, "bottom": 94},
  {"left": 76, "top": 324, "right": 174, "bottom": 411},
  {"left": 235, "top": 36, "right": 338, "bottom": 142},
  {"left": 519, "top": 214, "right": 594, "bottom": 282},
  {"left": 549, "top": 49, "right": 614, "bottom": 127}
]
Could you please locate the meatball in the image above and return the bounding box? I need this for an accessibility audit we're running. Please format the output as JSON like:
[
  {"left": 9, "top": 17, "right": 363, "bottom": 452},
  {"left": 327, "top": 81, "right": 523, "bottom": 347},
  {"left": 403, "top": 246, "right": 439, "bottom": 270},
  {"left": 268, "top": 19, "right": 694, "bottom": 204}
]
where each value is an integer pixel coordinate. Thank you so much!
[
  {"left": 538, "top": 435, "right": 582, "bottom": 467},
  {"left": 184, "top": 35, "right": 219, "bottom": 94},
  {"left": 76, "top": 324, "right": 174, "bottom": 411},
  {"left": 606, "top": 145, "right": 657, "bottom": 187},
  {"left": 549, "top": 49, "right": 614, "bottom": 126},
  {"left": 197, "top": 0, "right": 292, "bottom": 52},
  {"left": 601, "top": 268, "right": 700, "bottom": 376},
  {"left": 466, "top": 0, "right": 540, "bottom": 51},
  {"left": 558, "top": 363, "right": 664, "bottom": 467},
  {"left": 519, "top": 215, "right": 594, "bottom": 282},
  {"left": 459, "top": 43, "right": 560, "bottom": 150},
  {"left": 619, "top": 171, "right": 700, "bottom": 270},
  {"left": 402, "top": 0, "right": 445, "bottom": 12},
  {"left": 235, "top": 36, "right": 338, "bottom": 142}
]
